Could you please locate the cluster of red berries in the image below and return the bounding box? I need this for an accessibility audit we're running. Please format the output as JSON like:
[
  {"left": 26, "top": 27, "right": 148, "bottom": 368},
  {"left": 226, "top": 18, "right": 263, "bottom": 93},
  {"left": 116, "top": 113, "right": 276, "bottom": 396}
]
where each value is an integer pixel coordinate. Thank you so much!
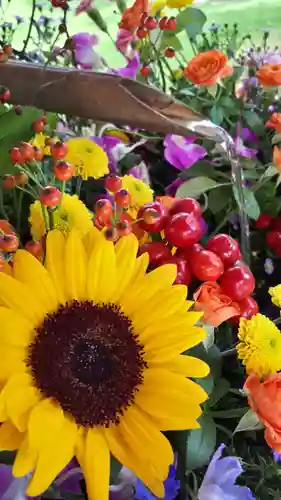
[
  {"left": 136, "top": 12, "right": 177, "bottom": 39},
  {"left": 51, "top": 0, "right": 68, "bottom": 8},
  {"left": 0, "top": 219, "right": 42, "bottom": 269},
  {"left": 136, "top": 197, "right": 257, "bottom": 321},
  {"left": 255, "top": 214, "right": 281, "bottom": 257}
]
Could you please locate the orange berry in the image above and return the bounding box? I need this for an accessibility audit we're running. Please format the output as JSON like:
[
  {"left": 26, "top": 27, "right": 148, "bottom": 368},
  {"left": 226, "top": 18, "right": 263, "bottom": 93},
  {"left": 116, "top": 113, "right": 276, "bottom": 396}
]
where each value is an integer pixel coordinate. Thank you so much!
[
  {"left": 166, "top": 17, "right": 177, "bottom": 30},
  {"left": 164, "top": 47, "right": 175, "bottom": 58},
  {"left": 105, "top": 174, "right": 122, "bottom": 193},
  {"left": 50, "top": 141, "right": 68, "bottom": 159},
  {"left": 25, "top": 240, "right": 43, "bottom": 260},
  {"left": 136, "top": 27, "right": 148, "bottom": 39},
  {"left": 140, "top": 66, "right": 151, "bottom": 77},
  {"left": 40, "top": 186, "right": 61, "bottom": 207},
  {"left": 34, "top": 146, "right": 44, "bottom": 161},
  {"left": 115, "top": 189, "right": 130, "bottom": 207},
  {"left": 159, "top": 16, "right": 168, "bottom": 30},
  {"left": 104, "top": 227, "right": 119, "bottom": 242},
  {"left": 54, "top": 161, "right": 74, "bottom": 181},
  {"left": 19, "top": 142, "right": 35, "bottom": 162},
  {"left": 94, "top": 198, "right": 113, "bottom": 222},
  {"left": 3, "top": 175, "right": 16, "bottom": 189},
  {"left": 116, "top": 219, "right": 132, "bottom": 236},
  {"left": 142, "top": 208, "right": 160, "bottom": 224},
  {"left": 14, "top": 172, "right": 28, "bottom": 186},
  {"left": 3, "top": 44, "right": 13, "bottom": 57},
  {"left": 10, "top": 147, "right": 24, "bottom": 164},
  {"left": 33, "top": 119, "right": 45, "bottom": 133},
  {"left": 0, "top": 233, "right": 19, "bottom": 252}
]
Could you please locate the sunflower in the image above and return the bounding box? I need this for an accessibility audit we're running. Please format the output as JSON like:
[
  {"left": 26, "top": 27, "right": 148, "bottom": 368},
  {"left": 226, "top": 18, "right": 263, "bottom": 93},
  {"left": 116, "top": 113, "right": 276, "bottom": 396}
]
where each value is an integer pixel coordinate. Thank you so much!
[
  {"left": 64, "top": 137, "right": 109, "bottom": 180},
  {"left": 0, "top": 228, "right": 208, "bottom": 499},
  {"left": 237, "top": 313, "right": 281, "bottom": 377},
  {"left": 29, "top": 194, "right": 93, "bottom": 241},
  {"left": 121, "top": 175, "right": 153, "bottom": 218}
]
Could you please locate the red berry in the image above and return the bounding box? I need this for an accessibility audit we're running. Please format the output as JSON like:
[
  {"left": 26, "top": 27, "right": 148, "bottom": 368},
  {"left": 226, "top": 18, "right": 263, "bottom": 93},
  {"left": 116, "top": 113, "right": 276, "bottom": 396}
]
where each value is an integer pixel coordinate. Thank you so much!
[
  {"left": 33, "top": 119, "right": 45, "bottom": 133},
  {"left": 54, "top": 161, "right": 74, "bottom": 181},
  {"left": 159, "top": 16, "right": 168, "bottom": 30},
  {"left": 34, "top": 146, "right": 44, "bottom": 161},
  {"left": 190, "top": 249, "right": 224, "bottom": 281},
  {"left": 3, "top": 44, "right": 13, "bottom": 57},
  {"left": 206, "top": 234, "right": 241, "bottom": 268},
  {"left": 220, "top": 264, "right": 255, "bottom": 302},
  {"left": 140, "top": 11, "right": 148, "bottom": 25},
  {"left": 116, "top": 219, "right": 132, "bottom": 236},
  {"left": 0, "top": 89, "right": 11, "bottom": 102},
  {"left": 94, "top": 199, "right": 113, "bottom": 223},
  {"left": 0, "top": 233, "right": 19, "bottom": 252},
  {"left": 255, "top": 214, "right": 272, "bottom": 229},
  {"left": 52, "top": 0, "right": 67, "bottom": 6},
  {"left": 25, "top": 240, "right": 43, "bottom": 260},
  {"left": 166, "top": 17, "right": 177, "bottom": 30},
  {"left": 139, "top": 241, "right": 171, "bottom": 266},
  {"left": 115, "top": 189, "right": 130, "bottom": 207},
  {"left": 164, "top": 47, "right": 175, "bottom": 58},
  {"left": 170, "top": 197, "right": 202, "bottom": 219},
  {"left": 41, "top": 114, "right": 48, "bottom": 124},
  {"left": 136, "top": 27, "right": 148, "bottom": 39},
  {"left": 238, "top": 296, "right": 259, "bottom": 320},
  {"left": 19, "top": 142, "right": 35, "bottom": 162},
  {"left": 104, "top": 227, "right": 119, "bottom": 242},
  {"left": 144, "top": 16, "right": 158, "bottom": 30},
  {"left": 161, "top": 255, "right": 191, "bottom": 285},
  {"left": 271, "top": 218, "right": 281, "bottom": 232},
  {"left": 267, "top": 231, "right": 281, "bottom": 255},
  {"left": 140, "top": 66, "right": 151, "bottom": 77},
  {"left": 3, "top": 175, "right": 16, "bottom": 189},
  {"left": 176, "top": 243, "right": 203, "bottom": 260},
  {"left": 105, "top": 174, "right": 122, "bottom": 193},
  {"left": 50, "top": 141, "right": 68, "bottom": 159},
  {"left": 138, "top": 202, "right": 169, "bottom": 232},
  {"left": 40, "top": 186, "right": 61, "bottom": 207},
  {"left": 164, "top": 212, "right": 201, "bottom": 248},
  {"left": 10, "top": 147, "right": 24, "bottom": 164}
]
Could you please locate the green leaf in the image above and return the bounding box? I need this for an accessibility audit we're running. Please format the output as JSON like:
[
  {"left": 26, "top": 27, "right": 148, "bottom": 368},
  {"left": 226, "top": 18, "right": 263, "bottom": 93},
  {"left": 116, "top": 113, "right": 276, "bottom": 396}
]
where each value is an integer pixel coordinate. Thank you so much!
[
  {"left": 186, "top": 414, "right": 216, "bottom": 470},
  {"left": 209, "top": 407, "right": 248, "bottom": 419},
  {"left": 159, "top": 34, "right": 183, "bottom": 51},
  {"left": 176, "top": 177, "right": 220, "bottom": 198},
  {"left": 87, "top": 8, "right": 108, "bottom": 32},
  {"left": 0, "top": 106, "right": 44, "bottom": 174},
  {"left": 272, "top": 133, "right": 281, "bottom": 145},
  {"left": 208, "top": 186, "right": 232, "bottom": 214},
  {"left": 110, "top": 455, "right": 122, "bottom": 484},
  {"left": 233, "top": 186, "right": 260, "bottom": 220},
  {"left": 207, "top": 378, "right": 230, "bottom": 408},
  {"left": 234, "top": 409, "right": 264, "bottom": 434},
  {"left": 220, "top": 96, "right": 236, "bottom": 109},
  {"left": 202, "top": 324, "right": 214, "bottom": 350},
  {"left": 175, "top": 7, "right": 206, "bottom": 37},
  {"left": 243, "top": 110, "right": 265, "bottom": 136},
  {"left": 210, "top": 105, "right": 224, "bottom": 125},
  {"left": 206, "top": 85, "right": 218, "bottom": 98},
  {"left": 196, "top": 372, "right": 214, "bottom": 395}
]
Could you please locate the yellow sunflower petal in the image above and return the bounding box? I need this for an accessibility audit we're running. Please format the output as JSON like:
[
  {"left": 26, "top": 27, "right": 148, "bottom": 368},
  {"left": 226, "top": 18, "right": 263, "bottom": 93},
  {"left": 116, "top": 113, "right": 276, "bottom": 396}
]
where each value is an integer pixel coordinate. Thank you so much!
[
  {"left": 83, "top": 428, "right": 110, "bottom": 500},
  {"left": 83, "top": 226, "right": 102, "bottom": 257},
  {"left": 150, "top": 354, "right": 210, "bottom": 378},
  {"left": 13, "top": 437, "right": 37, "bottom": 477},
  {"left": 0, "top": 307, "right": 33, "bottom": 348},
  {"left": 0, "top": 272, "right": 43, "bottom": 323},
  {"left": 87, "top": 238, "right": 116, "bottom": 303},
  {"left": 105, "top": 426, "right": 165, "bottom": 497},
  {"left": 46, "top": 230, "right": 67, "bottom": 304},
  {"left": 65, "top": 229, "right": 87, "bottom": 301},
  {"left": 0, "top": 420, "right": 24, "bottom": 450},
  {"left": 112, "top": 234, "right": 139, "bottom": 302},
  {"left": 130, "top": 253, "right": 149, "bottom": 283},
  {"left": 145, "top": 325, "right": 205, "bottom": 360},
  {"left": 13, "top": 249, "right": 58, "bottom": 313},
  {"left": 26, "top": 417, "right": 77, "bottom": 496},
  {"left": 28, "top": 399, "right": 65, "bottom": 451},
  {"left": 0, "top": 373, "right": 39, "bottom": 431},
  {"left": 0, "top": 346, "right": 26, "bottom": 383}
]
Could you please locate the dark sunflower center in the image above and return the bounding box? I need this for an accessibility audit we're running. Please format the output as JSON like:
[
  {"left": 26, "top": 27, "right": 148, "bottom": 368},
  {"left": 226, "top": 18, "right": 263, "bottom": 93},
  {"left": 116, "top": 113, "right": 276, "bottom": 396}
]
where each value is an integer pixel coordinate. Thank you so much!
[{"left": 27, "top": 301, "right": 146, "bottom": 427}]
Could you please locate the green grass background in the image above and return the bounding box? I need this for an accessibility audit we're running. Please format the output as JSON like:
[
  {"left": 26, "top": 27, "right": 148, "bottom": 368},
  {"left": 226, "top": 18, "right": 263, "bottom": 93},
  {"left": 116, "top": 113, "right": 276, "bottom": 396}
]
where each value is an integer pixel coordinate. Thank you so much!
[{"left": 2, "top": 0, "right": 281, "bottom": 66}]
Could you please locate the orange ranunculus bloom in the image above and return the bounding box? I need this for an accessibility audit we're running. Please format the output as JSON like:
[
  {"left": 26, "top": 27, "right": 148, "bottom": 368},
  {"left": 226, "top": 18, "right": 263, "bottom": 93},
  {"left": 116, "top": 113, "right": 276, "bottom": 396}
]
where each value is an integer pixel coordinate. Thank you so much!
[
  {"left": 273, "top": 146, "right": 281, "bottom": 172},
  {"left": 119, "top": 0, "right": 151, "bottom": 32},
  {"left": 244, "top": 373, "right": 281, "bottom": 453},
  {"left": 193, "top": 281, "right": 240, "bottom": 327},
  {"left": 184, "top": 50, "right": 233, "bottom": 86},
  {"left": 257, "top": 64, "right": 281, "bottom": 87},
  {"left": 266, "top": 113, "right": 281, "bottom": 133},
  {"left": 0, "top": 219, "right": 15, "bottom": 235}
]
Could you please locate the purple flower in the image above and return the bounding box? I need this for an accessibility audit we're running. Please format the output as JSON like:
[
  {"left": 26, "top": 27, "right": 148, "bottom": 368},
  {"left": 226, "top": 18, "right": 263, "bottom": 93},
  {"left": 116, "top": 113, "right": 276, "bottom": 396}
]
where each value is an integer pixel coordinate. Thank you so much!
[
  {"left": 164, "top": 135, "right": 207, "bottom": 171},
  {"left": 235, "top": 137, "right": 257, "bottom": 158},
  {"left": 243, "top": 77, "right": 258, "bottom": 90},
  {"left": 91, "top": 135, "right": 123, "bottom": 172},
  {"left": 241, "top": 128, "right": 258, "bottom": 143},
  {"left": 165, "top": 178, "right": 183, "bottom": 196},
  {"left": 273, "top": 450, "right": 281, "bottom": 463},
  {"left": 135, "top": 464, "right": 180, "bottom": 500},
  {"left": 198, "top": 444, "right": 254, "bottom": 500},
  {"left": 111, "top": 53, "right": 140, "bottom": 79},
  {"left": 71, "top": 32, "right": 101, "bottom": 69}
]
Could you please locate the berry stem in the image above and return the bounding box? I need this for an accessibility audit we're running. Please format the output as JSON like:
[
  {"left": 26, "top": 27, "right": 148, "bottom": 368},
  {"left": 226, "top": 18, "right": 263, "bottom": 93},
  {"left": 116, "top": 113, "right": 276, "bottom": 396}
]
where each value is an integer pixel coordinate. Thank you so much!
[
  {"left": 0, "top": 186, "right": 9, "bottom": 220},
  {"left": 59, "top": 180, "right": 66, "bottom": 209},
  {"left": 16, "top": 190, "right": 23, "bottom": 234},
  {"left": 41, "top": 203, "right": 50, "bottom": 233},
  {"left": 21, "top": 0, "right": 36, "bottom": 54}
]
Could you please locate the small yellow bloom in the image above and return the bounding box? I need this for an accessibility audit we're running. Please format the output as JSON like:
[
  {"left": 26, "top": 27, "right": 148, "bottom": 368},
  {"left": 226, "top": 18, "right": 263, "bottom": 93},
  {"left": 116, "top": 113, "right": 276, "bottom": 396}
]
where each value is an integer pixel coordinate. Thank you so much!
[
  {"left": 29, "top": 194, "right": 93, "bottom": 240},
  {"left": 237, "top": 313, "right": 281, "bottom": 377},
  {"left": 150, "top": 0, "right": 167, "bottom": 15},
  {"left": 121, "top": 174, "right": 153, "bottom": 218},
  {"left": 64, "top": 138, "right": 109, "bottom": 180},
  {"left": 269, "top": 284, "right": 281, "bottom": 308},
  {"left": 29, "top": 133, "right": 56, "bottom": 156},
  {"left": 166, "top": 0, "right": 194, "bottom": 6}
]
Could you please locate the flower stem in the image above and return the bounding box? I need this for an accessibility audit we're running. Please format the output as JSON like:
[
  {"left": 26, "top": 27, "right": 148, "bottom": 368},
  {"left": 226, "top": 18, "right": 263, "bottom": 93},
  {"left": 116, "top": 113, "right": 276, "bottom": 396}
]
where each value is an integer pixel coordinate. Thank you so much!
[
  {"left": 21, "top": 0, "right": 36, "bottom": 54},
  {"left": 16, "top": 190, "right": 23, "bottom": 234},
  {"left": 0, "top": 186, "right": 8, "bottom": 220}
]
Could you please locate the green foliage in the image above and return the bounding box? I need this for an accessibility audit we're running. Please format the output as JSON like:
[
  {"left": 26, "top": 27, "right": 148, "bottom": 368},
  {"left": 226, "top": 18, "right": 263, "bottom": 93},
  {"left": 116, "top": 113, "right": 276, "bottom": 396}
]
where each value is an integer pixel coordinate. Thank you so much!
[
  {"left": 186, "top": 414, "right": 217, "bottom": 470},
  {"left": 176, "top": 177, "right": 221, "bottom": 198}
]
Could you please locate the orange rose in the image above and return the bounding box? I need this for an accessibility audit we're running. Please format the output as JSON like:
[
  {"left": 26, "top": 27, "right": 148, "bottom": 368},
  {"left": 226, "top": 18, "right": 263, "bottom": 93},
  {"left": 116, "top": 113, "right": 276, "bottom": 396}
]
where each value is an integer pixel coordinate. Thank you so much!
[
  {"left": 119, "top": 0, "right": 150, "bottom": 32},
  {"left": 273, "top": 146, "right": 281, "bottom": 172},
  {"left": 257, "top": 64, "right": 281, "bottom": 87},
  {"left": 193, "top": 281, "right": 240, "bottom": 327},
  {"left": 266, "top": 113, "right": 281, "bottom": 133},
  {"left": 244, "top": 373, "right": 281, "bottom": 453},
  {"left": 184, "top": 50, "right": 233, "bottom": 86}
]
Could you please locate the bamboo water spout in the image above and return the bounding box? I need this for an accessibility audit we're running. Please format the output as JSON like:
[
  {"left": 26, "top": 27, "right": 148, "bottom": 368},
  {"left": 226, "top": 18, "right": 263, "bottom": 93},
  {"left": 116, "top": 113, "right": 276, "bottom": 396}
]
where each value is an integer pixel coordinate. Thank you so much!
[{"left": 0, "top": 61, "right": 250, "bottom": 261}]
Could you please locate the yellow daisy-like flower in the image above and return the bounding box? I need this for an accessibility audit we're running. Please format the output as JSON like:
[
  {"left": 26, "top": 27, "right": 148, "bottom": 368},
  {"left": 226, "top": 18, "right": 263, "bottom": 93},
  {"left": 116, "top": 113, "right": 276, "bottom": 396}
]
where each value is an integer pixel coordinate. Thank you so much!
[
  {"left": 150, "top": 0, "right": 166, "bottom": 15},
  {"left": 121, "top": 174, "right": 153, "bottom": 219},
  {"left": 269, "top": 284, "right": 281, "bottom": 308},
  {"left": 166, "top": 0, "right": 194, "bottom": 6},
  {"left": 29, "top": 133, "right": 57, "bottom": 156},
  {"left": 237, "top": 313, "right": 281, "bottom": 377},
  {"left": 29, "top": 194, "right": 92, "bottom": 241},
  {"left": 64, "top": 137, "right": 109, "bottom": 180},
  {"left": 0, "top": 228, "right": 208, "bottom": 499}
]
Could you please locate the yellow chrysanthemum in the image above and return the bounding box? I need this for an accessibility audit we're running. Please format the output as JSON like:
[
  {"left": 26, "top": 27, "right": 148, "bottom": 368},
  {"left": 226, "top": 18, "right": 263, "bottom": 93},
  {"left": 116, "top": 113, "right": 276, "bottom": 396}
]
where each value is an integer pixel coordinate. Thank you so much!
[
  {"left": 150, "top": 0, "right": 166, "bottom": 15},
  {"left": 269, "top": 284, "right": 281, "bottom": 308},
  {"left": 0, "top": 228, "right": 208, "bottom": 499},
  {"left": 237, "top": 313, "right": 281, "bottom": 377},
  {"left": 166, "top": 0, "right": 194, "bottom": 6},
  {"left": 121, "top": 175, "right": 153, "bottom": 218},
  {"left": 29, "top": 194, "right": 92, "bottom": 241},
  {"left": 64, "top": 137, "right": 109, "bottom": 180}
]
